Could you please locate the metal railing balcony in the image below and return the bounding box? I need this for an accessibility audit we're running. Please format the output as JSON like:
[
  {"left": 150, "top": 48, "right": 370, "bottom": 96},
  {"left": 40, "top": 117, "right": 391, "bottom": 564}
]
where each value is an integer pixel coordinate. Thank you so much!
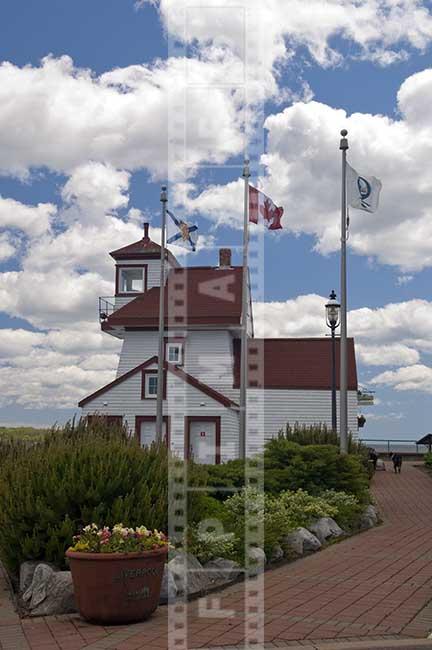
[{"left": 99, "top": 296, "right": 116, "bottom": 322}]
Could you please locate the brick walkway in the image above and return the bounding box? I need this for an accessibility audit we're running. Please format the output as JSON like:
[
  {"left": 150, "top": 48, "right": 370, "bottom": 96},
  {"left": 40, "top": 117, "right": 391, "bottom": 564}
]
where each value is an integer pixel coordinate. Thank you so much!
[{"left": 2, "top": 463, "right": 432, "bottom": 649}]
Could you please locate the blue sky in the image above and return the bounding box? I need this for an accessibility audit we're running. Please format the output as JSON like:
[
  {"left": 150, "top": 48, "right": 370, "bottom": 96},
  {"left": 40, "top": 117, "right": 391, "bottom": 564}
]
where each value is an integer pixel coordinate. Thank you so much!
[{"left": 1, "top": 0, "right": 432, "bottom": 439}]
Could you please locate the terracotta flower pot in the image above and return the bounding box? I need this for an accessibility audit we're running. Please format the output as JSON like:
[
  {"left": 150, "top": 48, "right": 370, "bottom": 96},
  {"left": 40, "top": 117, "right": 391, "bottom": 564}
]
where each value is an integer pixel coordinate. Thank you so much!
[{"left": 66, "top": 546, "right": 168, "bottom": 624}]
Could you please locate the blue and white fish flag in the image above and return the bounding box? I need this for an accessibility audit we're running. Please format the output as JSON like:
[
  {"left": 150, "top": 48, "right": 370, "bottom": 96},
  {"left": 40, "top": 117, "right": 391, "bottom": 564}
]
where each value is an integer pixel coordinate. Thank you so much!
[
  {"left": 346, "top": 163, "right": 382, "bottom": 213},
  {"left": 166, "top": 210, "right": 198, "bottom": 251}
]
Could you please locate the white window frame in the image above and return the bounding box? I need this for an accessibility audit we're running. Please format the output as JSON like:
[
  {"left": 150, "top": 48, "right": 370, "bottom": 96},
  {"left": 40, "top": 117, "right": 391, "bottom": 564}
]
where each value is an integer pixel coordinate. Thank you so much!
[
  {"left": 119, "top": 267, "right": 145, "bottom": 294},
  {"left": 145, "top": 373, "right": 158, "bottom": 398},
  {"left": 166, "top": 342, "right": 183, "bottom": 365}
]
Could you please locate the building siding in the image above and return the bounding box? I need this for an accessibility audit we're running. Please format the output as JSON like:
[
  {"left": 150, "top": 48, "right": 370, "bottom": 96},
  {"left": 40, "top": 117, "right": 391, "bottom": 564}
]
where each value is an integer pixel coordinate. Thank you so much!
[
  {"left": 116, "top": 330, "right": 237, "bottom": 393},
  {"left": 81, "top": 363, "right": 358, "bottom": 461}
]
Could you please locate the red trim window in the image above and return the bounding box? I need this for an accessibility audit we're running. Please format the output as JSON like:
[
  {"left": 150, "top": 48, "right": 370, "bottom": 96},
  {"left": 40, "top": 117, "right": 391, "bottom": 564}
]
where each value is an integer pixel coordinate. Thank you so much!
[
  {"left": 116, "top": 265, "right": 148, "bottom": 296},
  {"left": 142, "top": 370, "right": 166, "bottom": 399},
  {"left": 164, "top": 337, "right": 185, "bottom": 366}
]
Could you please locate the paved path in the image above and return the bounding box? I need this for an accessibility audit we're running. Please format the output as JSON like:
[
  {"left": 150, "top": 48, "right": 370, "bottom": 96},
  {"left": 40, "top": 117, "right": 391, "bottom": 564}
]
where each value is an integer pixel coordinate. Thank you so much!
[{"left": 2, "top": 463, "right": 432, "bottom": 649}]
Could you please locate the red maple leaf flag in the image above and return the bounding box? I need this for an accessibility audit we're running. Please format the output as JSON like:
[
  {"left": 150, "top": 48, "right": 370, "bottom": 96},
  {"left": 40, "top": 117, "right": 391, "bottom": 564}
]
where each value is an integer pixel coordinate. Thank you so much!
[{"left": 249, "top": 185, "right": 283, "bottom": 230}]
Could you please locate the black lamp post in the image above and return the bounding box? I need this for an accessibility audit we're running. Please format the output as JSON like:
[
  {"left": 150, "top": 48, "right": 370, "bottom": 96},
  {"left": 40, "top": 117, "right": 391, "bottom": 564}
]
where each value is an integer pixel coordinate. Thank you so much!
[{"left": 326, "top": 290, "right": 341, "bottom": 432}]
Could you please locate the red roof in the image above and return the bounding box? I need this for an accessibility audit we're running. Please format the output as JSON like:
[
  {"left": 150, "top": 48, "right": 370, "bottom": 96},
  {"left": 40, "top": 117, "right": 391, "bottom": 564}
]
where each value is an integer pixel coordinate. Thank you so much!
[
  {"left": 233, "top": 338, "right": 358, "bottom": 390},
  {"left": 104, "top": 266, "right": 243, "bottom": 329},
  {"left": 110, "top": 232, "right": 180, "bottom": 267},
  {"left": 78, "top": 356, "right": 238, "bottom": 408}
]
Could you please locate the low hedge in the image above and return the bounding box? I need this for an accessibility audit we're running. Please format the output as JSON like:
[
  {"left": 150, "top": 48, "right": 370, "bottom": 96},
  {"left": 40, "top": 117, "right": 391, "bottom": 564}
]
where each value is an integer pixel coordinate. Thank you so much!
[{"left": 206, "top": 439, "right": 370, "bottom": 503}]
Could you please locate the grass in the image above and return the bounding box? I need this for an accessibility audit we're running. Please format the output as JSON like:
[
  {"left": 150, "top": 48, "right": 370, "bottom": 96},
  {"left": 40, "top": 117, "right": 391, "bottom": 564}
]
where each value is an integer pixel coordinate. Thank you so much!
[{"left": 0, "top": 426, "right": 49, "bottom": 441}]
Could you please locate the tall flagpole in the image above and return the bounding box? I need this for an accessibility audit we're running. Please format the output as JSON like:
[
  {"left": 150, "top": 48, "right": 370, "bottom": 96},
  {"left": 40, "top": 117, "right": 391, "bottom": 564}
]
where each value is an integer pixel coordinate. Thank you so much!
[
  {"left": 156, "top": 185, "right": 167, "bottom": 442},
  {"left": 339, "top": 130, "right": 349, "bottom": 455},
  {"left": 239, "top": 159, "right": 250, "bottom": 460}
]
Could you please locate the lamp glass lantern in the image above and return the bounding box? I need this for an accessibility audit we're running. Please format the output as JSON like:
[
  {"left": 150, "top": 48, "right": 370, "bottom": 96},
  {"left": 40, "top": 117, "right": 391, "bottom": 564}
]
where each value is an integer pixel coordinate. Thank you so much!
[{"left": 326, "top": 290, "right": 341, "bottom": 330}]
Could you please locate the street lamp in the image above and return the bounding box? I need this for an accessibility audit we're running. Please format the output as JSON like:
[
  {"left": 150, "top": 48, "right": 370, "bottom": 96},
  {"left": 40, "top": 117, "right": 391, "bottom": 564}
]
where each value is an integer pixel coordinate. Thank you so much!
[{"left": 326, "top": 290, "right": 341, "bottom": 433}]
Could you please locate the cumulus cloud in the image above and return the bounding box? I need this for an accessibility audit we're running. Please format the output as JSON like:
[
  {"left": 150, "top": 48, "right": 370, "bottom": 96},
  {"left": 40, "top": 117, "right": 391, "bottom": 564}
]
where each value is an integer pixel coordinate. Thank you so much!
[
  {"left": 61, "top": 163, "right": 130, "bottom": 225},
  {"left": 143, "top": 0, "right": 432, "bottom": 69},
  {"left": 0, "top": 234, "right": 16, "bottom": 262},
  {"left": 0, "top": 55, "right": 248, "bottom": 180},
  {"left": 179, "top": 68, "right": 432, "bottom": 272},
  {"left": 371, "top": 364, "right": 432, "bottom": 393},
  {"left": 0, "top": 323, "right": 120, "bottom": 409},
  {"left": 0, "top": 195, "right": 56, "bottom": 237}
]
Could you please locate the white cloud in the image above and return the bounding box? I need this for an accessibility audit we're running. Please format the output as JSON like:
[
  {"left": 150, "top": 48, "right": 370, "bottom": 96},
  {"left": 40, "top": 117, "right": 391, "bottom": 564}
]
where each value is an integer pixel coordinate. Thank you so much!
[
  {"left": 143, "top": 0, "right": 432, "bottom": 69},
  {"left": 0, "top": 323, "right": 120, "bottom": 409},
  {"left": 356, "top": 343, "right": 420, "bottom": 366},
  {"left": 0, "top": 55, "right": 247, "bottom": 180},
  {"left": 0, "top": 195, "right": 56, "bottom": 237},
  {"left": 180, "top": 69, "right": 432, "bottom": 272},
  {"left": 61, "top": 163, "right": 130, "bottom": 225},
  {"left": 371, "top": 364, "right": 432, "bottom": 393},
  {"left": 0, "top": 234, "right": 16, "bottom": 262},
  {"left": 397, "top": 275, "right": 414, "bottom": 286}
]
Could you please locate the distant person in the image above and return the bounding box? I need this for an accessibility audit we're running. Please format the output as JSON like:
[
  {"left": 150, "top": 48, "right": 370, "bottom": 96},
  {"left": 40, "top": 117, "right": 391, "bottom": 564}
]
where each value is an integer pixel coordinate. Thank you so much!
[
  {"left": 391, "top": 453, "right": 403, "bottom": 474},
  {"left": 369, "top": 449, "right": 378, "bottom": 471}
]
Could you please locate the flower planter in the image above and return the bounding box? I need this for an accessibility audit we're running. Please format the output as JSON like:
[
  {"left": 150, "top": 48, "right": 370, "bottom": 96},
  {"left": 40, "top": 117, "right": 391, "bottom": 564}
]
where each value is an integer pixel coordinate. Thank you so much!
[{"left": 66, "top": 547, "right": 168, "bottom": 624}]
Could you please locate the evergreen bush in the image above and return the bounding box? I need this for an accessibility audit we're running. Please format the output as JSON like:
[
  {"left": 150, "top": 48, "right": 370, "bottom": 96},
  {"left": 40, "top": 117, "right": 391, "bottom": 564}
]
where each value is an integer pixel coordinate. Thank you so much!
[
  {"left": 0, "top": 418, "right": 205, "bottom": 573},
  {"left": 264, "top": 440, "right": 370, "bottom": 501}
]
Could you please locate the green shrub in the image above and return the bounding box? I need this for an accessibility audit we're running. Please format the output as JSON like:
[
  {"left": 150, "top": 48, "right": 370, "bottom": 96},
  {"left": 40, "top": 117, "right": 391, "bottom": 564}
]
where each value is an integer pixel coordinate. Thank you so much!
[
  {"left": 425, "top": 453, "right": 432, "bottom": 468},
  {"left": 0, "top": 418, "right": 205, "bottom": 573},
  {"left": 274, "top": 489, "right": 337, "bottom": 527},
  {"left": 319, "top": 489, "right": 362, "bottom": 531},
  {"left": 205, "top": 459, "right": 247, "bottom": 500},
  {"left": 188, "top": 529, "right": 238, "bottom": 564},
  {"left": 264, "top": 440, "right": 369, "bottom": 501},
  {"left": 277, "top": 423, "right": 366, "bottom": 455}
]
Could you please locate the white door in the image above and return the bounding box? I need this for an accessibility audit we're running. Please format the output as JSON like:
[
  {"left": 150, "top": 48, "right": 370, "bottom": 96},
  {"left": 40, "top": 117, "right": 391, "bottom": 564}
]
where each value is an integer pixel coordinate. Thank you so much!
[
  {"left": 139, "top": 420, "right": 167, "bottom": 447},
  {"left": 189, "top": 421, "right": 217, "bottom": 465}
]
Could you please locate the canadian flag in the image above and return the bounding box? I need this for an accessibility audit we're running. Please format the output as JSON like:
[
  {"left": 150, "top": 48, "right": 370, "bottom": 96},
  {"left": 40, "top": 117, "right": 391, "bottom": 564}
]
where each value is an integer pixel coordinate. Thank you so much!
[{"left": 249, "top": 185, "right": 283, "bottom": 230}]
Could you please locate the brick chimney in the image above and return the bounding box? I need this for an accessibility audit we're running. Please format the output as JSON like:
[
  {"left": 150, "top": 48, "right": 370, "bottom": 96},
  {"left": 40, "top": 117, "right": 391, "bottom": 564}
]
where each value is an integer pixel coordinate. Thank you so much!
[
  {"left": 219, "top": 248, "right": 232, "bottom": 268},
  {"left": 143, "top": 222, "right": 149, "bottom": 240}
]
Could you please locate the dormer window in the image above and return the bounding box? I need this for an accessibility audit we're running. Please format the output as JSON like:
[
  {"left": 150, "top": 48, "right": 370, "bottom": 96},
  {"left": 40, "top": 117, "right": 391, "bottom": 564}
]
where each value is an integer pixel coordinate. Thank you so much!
[
  {"left": 117, "top": 266, "right": 146, "bottom": 295},
  {"left": 165, "top": 340, "right": 184, "bottom": 365}
]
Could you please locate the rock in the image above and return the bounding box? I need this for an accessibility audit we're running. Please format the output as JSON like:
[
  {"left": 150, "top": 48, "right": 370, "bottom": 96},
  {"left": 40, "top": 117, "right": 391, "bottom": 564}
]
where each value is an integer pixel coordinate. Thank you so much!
[
  {"left": 159, "top": 565, "right": 177, "bottom": 604},
  {"left": 168, "top": 552, "right": 210, "bottom": 596},
  {"left": 282, "top": 527, "right": 321, "bottom": 556},
  {"left": 246, "top": 547, "right": 266, "bottom": 576},
  {"left": 359, "top": 505, "right": 379, "bottom": 530},
  {"left": 204, "top": 558, "right": 242, "bottom": 584},
  {"left": 19, "top": 561, "right": 41, "bottom": 594},
  {"left": 308, "top": 517, "right": 344, "bottom": 544},
  {"left": 23, "top": 564, "right": 76, "bottom": 616},
  {"left": 269, "top": 544, "right": 284, "bottom": 563}
]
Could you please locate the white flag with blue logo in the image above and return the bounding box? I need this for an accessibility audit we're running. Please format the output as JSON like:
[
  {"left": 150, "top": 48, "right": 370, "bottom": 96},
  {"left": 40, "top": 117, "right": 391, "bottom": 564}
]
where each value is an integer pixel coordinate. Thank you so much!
[
  {"left": 166, "top": 210, "right": 198, "bottom": 251},
  {"left": 346, "top": 163, "right": 382, "bottom": 213}
]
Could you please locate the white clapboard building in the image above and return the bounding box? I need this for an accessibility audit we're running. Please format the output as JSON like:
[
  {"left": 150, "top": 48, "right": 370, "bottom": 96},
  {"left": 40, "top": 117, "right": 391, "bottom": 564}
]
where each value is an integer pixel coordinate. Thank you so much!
[{"left": 79, "top": 225, "right": 359, "bottom": 463}]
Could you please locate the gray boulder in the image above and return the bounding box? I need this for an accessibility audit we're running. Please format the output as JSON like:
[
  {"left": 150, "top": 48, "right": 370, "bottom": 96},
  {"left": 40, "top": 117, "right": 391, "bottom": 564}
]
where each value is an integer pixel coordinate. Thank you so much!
[
  {"left": 282, "top": 527, "right": 321, "bottom": 556},
  {"left": 168, "top": 552, "right": 210, "bottom": 596},
  {"left": 359, "top": 505, "right": 379, "bottom": 530},
  {"left": 246, "top": 547, "right": 266, "bottom": 576},
  {"left": 269, "top": 544, "right": 284, "bottom": 563},
  {"left": 19, "top": 561, "right": 41, "bottom": 594},
  {"left": 308, "top": 517, "right": 344, "bottom": 544},
  {"left": 159, "top": 565, "right": 177, "bottom": 604},
  {"left": 23, "top": 564, "right": 76, "bottom": 616},
  {"left": 204, "top": 558, "right": 242, "bottom": 585}
]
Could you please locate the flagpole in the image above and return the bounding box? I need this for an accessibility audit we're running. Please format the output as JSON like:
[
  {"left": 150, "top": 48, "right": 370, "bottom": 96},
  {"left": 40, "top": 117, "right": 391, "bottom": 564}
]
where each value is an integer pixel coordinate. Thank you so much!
[
  {"left": 239, "top": 159, "right": 250, "bottom": 460},
  {"left": 156, "top": 185, "right": 167, "bottom": 443},
  {"left": 339, "top": 130, "right": 349, "bottom": 455}
]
